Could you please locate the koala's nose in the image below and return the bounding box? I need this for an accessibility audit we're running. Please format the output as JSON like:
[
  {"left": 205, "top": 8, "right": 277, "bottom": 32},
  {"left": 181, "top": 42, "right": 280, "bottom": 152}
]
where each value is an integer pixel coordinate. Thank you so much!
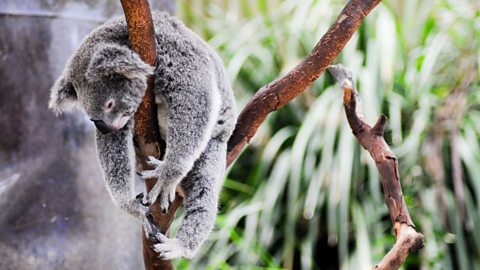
[{"left": 91, "top": 119, "right": 114, "bottom": 134}]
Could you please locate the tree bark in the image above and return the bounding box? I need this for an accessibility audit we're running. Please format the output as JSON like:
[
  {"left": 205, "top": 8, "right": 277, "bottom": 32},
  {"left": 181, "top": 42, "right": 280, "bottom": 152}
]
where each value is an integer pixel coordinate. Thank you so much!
[
  {"left": 226, "top": 0, "right": 382, "bottom": 165},
  {"left": 120, "top": 1, "right": 182, "bottom": 269},
  {"left": 328, "top": 64, "right": 424, "bottom": 270},
  {"left": 120, "top": 0, "right": 384, "bottom": 269}
]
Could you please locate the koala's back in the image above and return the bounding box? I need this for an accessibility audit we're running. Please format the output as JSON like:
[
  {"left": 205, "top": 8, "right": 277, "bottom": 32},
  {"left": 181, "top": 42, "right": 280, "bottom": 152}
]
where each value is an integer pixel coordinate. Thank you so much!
[
  {"left": 72, "top": 11, "right": 235, "bottom": 140},
  {"left": 151, "top": 11, "right": 236, "bottom": 141}
]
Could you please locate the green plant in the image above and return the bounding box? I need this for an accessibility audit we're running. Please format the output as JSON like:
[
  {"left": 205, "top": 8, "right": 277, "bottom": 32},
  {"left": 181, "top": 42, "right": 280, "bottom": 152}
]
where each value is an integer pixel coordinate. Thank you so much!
[{"left": 174, "top": 0, "right": 480, "bottom": 269}]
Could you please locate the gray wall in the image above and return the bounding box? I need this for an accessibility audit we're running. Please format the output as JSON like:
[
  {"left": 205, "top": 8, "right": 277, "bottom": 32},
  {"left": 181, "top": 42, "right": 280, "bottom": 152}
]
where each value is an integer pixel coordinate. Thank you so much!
[{"left": 0, "top": 1, "right": 173, "bottom": 269}]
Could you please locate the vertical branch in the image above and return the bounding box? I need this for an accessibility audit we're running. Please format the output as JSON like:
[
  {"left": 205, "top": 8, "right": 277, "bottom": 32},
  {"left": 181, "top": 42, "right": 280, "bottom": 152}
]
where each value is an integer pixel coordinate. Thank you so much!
[
  {"left": 120, "top": 1, "right": 182, "bottom": 269},
  {"left": 328, "top": 65, "right": 424, "bottom": 270}
]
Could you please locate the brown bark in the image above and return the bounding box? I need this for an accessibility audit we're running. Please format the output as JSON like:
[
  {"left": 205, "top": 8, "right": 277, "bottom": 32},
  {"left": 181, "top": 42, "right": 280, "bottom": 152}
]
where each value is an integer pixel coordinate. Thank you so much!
[
  {"left": 226, "top": 0, "right": 382, "bottom": 166},
  {"left": 328, "top": 65, "right": 424, "bottom": 270},
  {"left": 120, "top": 1, "right": 182, "bottom": 269},
  {"left": 120, "top": 0, "right": 383, "bottom": 269}
]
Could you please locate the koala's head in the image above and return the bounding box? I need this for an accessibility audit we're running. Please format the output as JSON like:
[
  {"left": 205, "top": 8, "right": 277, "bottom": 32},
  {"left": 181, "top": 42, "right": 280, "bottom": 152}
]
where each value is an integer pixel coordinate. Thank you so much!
[{"left": 49, "top": 43, "right": 154, "bottom": 134}]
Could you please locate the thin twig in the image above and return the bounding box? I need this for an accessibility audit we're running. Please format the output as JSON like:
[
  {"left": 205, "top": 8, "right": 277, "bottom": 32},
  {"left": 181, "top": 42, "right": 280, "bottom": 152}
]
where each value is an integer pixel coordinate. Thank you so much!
[{"left": 328, "top": 64, "right": 424, "bottom": 270}]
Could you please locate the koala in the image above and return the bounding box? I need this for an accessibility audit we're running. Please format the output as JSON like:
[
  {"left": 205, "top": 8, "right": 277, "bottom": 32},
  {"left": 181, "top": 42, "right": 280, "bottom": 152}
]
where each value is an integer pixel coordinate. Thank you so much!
[{"left": 48, "top": 11, "right": 236, "bottom": 260}]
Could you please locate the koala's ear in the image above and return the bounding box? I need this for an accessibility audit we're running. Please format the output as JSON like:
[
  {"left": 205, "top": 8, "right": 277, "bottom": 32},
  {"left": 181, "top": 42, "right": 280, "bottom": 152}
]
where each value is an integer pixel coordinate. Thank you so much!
[
  {"left": 48, "top": 76, "right": 78, "bottom": 116},
  {"left": 87, "top": 43, "right": 154, "bottom": 80}
]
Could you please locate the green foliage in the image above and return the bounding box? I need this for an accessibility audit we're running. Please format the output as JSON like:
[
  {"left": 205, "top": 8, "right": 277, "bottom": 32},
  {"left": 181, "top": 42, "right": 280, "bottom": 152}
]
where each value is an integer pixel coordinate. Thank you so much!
[{"left": 174, "top": 0, "right": 480, "bottom": 269}]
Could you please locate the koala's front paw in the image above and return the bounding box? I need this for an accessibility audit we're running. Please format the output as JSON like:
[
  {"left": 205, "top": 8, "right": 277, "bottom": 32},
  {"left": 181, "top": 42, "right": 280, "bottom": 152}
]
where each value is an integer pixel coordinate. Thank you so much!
[
  {"left": 138, "top": 185, "right": 175, "bottom": 213},
  {"left": 139, "top": 156, "right": 164, "bottom": 179},
  {"left": 143, "top": 187, "right": 161, "bottom": 207},
  {"left": 145, "top": 156, "right": 162, "bottom": 167},
  {"left": 153, "top": 233, "right": 191, "bottom": 260},
  {"left": 158, "top": 184, "right": 176, "bottom": 214}
]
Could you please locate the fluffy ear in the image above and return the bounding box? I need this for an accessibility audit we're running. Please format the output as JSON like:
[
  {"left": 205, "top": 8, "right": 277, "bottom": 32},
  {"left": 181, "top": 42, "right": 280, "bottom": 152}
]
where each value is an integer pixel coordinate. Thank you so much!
[
  {"left": 87, "top": 43, "right": 154, "bottom": 80},
  {"left": 48, "top": 76, "right": 78, "bottom": 116}
]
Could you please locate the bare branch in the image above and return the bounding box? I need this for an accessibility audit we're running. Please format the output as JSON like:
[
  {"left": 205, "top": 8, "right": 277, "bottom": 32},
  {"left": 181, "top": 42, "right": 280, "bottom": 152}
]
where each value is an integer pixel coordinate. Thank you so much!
[
  {"left": 375, "top": 223, "right": 425, "bottom": 270},
  {"left": 328, "top": 64, "right": 424, "bottom": 270},
  {"left": 120, "top": 0, "right": 383, "bottom": 269},
  {"left": 226, "top": 0, "right": 382, "bottom": 166}
]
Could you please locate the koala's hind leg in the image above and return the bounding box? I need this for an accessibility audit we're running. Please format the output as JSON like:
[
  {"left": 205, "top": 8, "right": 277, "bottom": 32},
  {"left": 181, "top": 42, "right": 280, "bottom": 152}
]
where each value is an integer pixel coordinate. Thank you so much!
[{"left": 153, "top": 138, "right": 226, "bottom": 260}]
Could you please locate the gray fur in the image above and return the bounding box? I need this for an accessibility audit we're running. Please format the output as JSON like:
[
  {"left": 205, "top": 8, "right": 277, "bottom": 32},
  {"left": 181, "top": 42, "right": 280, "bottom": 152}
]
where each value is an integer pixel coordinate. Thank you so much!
[{"left": 49, "top": 11, "right": 236, "bottom": 260}]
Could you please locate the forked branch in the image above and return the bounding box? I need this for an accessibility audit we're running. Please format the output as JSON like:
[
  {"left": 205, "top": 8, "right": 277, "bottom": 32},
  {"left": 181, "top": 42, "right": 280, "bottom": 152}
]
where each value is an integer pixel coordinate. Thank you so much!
[
  {"left": 120, "top": 0, "right": 383, "bottom": 269},
  {"left": 328, "top": 64, "right": 424, "bottom": 270}
]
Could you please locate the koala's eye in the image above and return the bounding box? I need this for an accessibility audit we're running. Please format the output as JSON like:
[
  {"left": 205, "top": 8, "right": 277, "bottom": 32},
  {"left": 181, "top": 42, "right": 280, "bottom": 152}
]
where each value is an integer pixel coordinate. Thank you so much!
[{"left": 105, "top": 99, "right": 115, "bottom": 111}]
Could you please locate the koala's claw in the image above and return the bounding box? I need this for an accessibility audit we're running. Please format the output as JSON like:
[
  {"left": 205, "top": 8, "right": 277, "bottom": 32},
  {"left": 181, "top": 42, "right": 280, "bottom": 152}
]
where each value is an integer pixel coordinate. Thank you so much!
[
  {"left": 148, "top": 230, "right": 165, "bottom": 244},
  {"left": 135, "top": 192, "right": 151, "bottom": 206},
  {"left": 145, "top": 156, "right": 162, "bottom": 167},
  {"left": 159, "top": 185, "right": 176, "bottom": 213},
  {"left": 153, "top": 235, "right": 187, "bottom": 260},
  {"left": 142, "top": 197, "right": 151, "bottom": 207},
  {"left": 139, "top": 156, "right": 163, "bottom": 180},
  {"left": 144, "top": 188, "right": 161, "bottom": 206}
]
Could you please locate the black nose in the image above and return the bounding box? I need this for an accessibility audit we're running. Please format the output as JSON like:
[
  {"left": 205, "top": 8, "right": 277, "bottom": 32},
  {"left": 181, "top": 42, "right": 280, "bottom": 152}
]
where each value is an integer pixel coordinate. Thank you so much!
[{"left": 91, "top": 119, "right": 114, "bottom": 134}]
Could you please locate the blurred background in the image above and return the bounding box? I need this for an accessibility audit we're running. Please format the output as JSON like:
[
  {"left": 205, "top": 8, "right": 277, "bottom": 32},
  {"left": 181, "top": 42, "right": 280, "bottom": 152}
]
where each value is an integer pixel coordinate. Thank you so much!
[{"left": 1, "top": 0, "right": 479, "bottom": 269}]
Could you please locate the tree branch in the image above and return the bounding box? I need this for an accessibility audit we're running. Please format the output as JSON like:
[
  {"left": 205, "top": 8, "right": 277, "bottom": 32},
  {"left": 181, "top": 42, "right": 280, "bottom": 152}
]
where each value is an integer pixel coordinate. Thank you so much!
[
  {"left": 120, "top": 0, "right": 383, "bottom": 269},
  {"left": 328, "top": 64, "right": 424, "bottom": 270},
  {"left": 226, "top": 0, "right": 382, "bottom": 166},
  {"left": 120, "top": 1, "right": 182, "bottom": 269}
]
